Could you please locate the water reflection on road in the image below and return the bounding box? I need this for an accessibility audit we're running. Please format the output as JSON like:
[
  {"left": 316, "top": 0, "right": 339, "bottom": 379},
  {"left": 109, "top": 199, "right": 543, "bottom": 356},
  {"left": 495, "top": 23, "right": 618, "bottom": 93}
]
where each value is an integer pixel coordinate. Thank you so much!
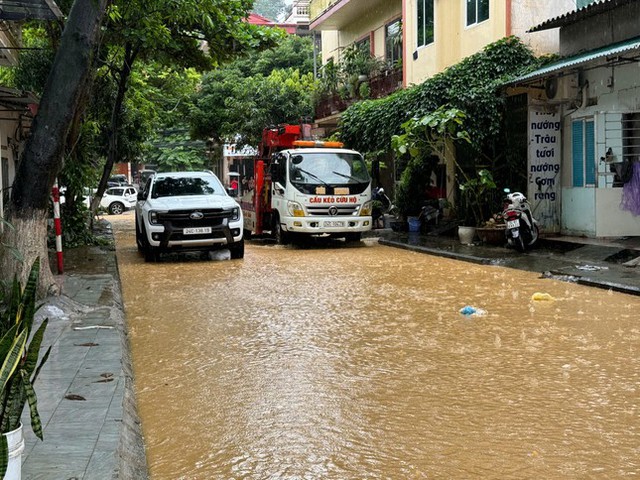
[{"left": 111, "top": 214, "right": 640, "bottom": 479}]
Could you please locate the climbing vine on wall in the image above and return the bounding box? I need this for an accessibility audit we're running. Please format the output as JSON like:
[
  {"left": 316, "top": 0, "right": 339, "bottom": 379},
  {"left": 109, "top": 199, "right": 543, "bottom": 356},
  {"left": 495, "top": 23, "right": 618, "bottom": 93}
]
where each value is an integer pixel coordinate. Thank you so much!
[{"left": 338, "top": 36, "right": 543, "bottom": 156}]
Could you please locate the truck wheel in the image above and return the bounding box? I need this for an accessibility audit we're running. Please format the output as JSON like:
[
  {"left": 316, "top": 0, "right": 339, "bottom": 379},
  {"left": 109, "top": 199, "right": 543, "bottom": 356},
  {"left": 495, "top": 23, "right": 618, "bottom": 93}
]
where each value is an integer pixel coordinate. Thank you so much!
[
  {"left": 229, "top": 239, "right": 245, "bottom": 259},
  {"left": 274, "top": 216, "right": 290, "bottom": 245},
  {"left": 144, "top": 246, "right": 159, "bottom": 262},
  {"left": 108, "top": 201, "right": 124, "bottom": 215},
  {"left": 345, "top": 232, "right": 362, "bottom": 242}
]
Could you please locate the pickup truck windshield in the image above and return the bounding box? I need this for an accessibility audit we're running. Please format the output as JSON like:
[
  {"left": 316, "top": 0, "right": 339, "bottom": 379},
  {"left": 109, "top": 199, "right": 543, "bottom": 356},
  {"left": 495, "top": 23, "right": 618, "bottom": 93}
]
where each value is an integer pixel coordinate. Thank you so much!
[
  {"left": 289, "top": 152, "right": 370, "bottom": 186},
  {"left": 151, "top": 176, "right": 224, "bottom": 198}
]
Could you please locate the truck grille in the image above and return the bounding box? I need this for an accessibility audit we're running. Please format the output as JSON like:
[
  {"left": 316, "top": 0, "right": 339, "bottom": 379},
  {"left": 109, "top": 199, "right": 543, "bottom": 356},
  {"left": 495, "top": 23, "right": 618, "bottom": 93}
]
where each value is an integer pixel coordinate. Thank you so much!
[
  {"left": 307, "top": 206, "right": 359, "bottom": 216},
  {"left": 156, "top": 209, "right": 232, "bottom": 228}
]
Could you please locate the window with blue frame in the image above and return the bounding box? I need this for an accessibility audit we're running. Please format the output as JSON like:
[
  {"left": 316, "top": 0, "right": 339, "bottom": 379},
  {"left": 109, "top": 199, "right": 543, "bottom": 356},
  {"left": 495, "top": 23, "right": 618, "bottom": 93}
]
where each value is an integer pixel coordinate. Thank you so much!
[
  {"left": 417, "top": 0, "right": 434, "bottom": 48},
  {"left": 572, "top": 119, "right": 596, "bottom": 187}
]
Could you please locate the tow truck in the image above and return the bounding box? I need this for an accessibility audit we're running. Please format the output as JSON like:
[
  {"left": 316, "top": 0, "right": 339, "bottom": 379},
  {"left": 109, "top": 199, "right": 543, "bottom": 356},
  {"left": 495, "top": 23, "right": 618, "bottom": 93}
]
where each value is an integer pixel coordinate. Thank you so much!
[{"left": 238, "top": 124, "right": 372, "bottom": 243}]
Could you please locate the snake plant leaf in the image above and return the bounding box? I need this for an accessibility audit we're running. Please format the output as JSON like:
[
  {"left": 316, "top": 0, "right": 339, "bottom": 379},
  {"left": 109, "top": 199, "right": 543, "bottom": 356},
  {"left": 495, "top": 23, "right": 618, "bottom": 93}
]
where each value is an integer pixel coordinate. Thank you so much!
[
  {"left": 18, "top": 258, "right": 40, "bottom": 333},
  {"left": 0, "top": 331, "right": 27, "bottom": 392},
  {"left": 21, "top": 371, "right": 43, "bottom": 440},
  {"left": 0, "top": 432, "right": 7, "bottom": 479},
  {"left": 6, "top": 275, "right": 20, "bottom": 328},
  {"left": 0, "top": 324, "right": 20, "bottom": 360},
  {"left": 2, "top": 378, "right": 24, "bottom": 434},
  {"left": 23, "top": 319, "right": 48, "bottom": 377},
  {"left": 32, "top": 346, "right": 51, "bottom": 385}
]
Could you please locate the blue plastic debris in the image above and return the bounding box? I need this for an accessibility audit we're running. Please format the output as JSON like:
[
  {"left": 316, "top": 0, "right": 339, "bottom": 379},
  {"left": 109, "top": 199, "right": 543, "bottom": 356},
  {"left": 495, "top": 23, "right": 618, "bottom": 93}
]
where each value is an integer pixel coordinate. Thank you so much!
[{"left": 460, "top": 306, "right": 477, "bottom": 316}]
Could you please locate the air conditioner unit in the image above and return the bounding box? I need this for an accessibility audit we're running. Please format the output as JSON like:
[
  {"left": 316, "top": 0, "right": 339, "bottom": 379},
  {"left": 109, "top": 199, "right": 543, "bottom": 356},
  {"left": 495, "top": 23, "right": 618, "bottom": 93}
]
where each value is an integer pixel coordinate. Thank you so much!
[{"left": 544, "top": 74, "right": 579, "bottom": 103}]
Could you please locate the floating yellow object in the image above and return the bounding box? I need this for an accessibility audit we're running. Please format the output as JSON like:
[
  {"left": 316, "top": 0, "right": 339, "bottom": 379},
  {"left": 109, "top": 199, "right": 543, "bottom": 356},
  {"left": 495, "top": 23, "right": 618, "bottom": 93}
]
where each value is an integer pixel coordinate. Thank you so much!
[{"left": 532, "top": 292, "right": 556, "bottom": 301}]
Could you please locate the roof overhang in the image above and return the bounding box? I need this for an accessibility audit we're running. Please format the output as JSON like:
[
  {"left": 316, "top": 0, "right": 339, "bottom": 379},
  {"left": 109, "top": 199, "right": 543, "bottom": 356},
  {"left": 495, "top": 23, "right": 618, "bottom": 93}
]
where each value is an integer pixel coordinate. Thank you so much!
[
  {"left": 310, "top": 0, "right": 391, "bottom": 31},
  {"left": 529, "top": 0, "right": 631, "bottom": 33},
  {"left": 506, "top": 36, "right": 640, "bottom": 86},
  {"left": 0, "top": 0, "right": 63, "bottom": 21}
]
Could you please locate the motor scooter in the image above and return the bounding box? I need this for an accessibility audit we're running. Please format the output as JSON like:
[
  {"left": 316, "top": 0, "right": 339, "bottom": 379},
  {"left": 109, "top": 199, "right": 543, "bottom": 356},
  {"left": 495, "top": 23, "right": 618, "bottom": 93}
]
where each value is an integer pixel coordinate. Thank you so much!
[
  {"left": 372, "top": 186, "right": 396, "bottom": 229},
  {"left": 502, "top": 190, "right": 539, "bottom": 252}
]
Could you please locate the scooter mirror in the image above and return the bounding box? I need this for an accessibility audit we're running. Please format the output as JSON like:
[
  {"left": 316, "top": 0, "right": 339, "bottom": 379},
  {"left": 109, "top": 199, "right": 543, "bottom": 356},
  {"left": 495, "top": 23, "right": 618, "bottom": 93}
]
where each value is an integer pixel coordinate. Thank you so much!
[{"left": 503, "top": 188, "right": 511, "bottom": 193}]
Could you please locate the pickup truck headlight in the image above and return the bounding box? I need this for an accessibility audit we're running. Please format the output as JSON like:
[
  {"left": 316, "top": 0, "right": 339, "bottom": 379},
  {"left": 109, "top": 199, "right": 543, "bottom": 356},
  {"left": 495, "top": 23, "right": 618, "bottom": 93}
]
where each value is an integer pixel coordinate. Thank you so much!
[
  {"left": 149, "top": 210, "right": 160, "bottom": 225},
  {"left": 288, "top": 201, "right": 305, "bottom": 217},
  {"left": 231, "top": 207, "right": 240, "bottom": 221},
  {"left": 360, "top": 200, "right": 373, "bottom": 216}
]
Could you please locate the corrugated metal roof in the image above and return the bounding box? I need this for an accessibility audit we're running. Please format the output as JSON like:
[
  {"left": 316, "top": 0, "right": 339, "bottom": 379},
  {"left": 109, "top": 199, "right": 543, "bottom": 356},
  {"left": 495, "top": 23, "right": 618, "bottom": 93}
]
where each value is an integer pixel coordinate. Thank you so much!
[
  {"left": 529, "top": 0, "right": 632, "bottom": 33},
  {"left": 508, "top": 36, "right": 640, "bottom": 85},
  {"left": 0, "top": 0, "right": 63, "bottom": 21}
]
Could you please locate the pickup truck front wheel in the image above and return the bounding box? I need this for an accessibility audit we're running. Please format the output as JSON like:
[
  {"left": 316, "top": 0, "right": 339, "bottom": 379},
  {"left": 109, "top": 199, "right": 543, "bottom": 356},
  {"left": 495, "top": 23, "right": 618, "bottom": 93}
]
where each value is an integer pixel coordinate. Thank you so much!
[{"left": 229, "top": 239, "right": 245, "bottom": 259}]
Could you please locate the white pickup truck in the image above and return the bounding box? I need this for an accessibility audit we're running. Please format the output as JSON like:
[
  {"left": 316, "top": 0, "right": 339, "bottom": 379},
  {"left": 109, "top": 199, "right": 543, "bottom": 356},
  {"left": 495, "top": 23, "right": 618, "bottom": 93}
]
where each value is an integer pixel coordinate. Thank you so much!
[{"left": 135, "top": 171, "right": 244, "bottom": 262}]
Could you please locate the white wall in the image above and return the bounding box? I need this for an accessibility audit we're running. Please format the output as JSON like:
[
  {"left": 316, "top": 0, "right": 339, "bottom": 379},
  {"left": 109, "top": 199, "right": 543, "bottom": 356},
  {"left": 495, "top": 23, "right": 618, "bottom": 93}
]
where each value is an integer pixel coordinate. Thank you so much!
[{"left": 559, "top": 59, "right": 640, "bottom": 237}]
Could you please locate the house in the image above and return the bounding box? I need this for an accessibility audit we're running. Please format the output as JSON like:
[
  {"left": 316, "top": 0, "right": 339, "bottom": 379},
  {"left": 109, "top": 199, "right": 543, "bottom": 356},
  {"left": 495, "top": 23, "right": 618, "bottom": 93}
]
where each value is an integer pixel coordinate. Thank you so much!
[
  {"left": 506, "top": 0, "right": 640, "bottom": 238},
  {"left": 310, "top": 1, "right": 570, "bottom": 128},
  {"left": 309, "top": 0, "right": 573, "bottom": 200},
  {"left": 310, "top": 0, "right": 403, "bottom": 132},
  {"left": 0, "top": 0, "right": 63, "bottom": 216}
]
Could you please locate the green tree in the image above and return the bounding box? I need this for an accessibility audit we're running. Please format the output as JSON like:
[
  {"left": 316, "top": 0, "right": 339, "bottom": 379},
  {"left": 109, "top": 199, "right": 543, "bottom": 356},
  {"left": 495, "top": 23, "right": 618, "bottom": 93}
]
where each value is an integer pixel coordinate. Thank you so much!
[
  {"left": 89, "top": 0, "right": 284, "bottom": 213},
  {"left": 1, "top": 0, "right": 110, "bottom": 293},
  {"left": 191, "top": 67, "right": 316, "bottom": 147},
  {"left": 189, "top": 35, "right": 316, "bottom": 146}
]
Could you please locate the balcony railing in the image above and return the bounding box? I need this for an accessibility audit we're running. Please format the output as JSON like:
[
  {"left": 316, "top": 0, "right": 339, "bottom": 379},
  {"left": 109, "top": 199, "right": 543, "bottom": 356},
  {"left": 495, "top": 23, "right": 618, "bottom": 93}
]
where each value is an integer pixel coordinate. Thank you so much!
[{"left": 315, "top": 67, "right": 403, "bottom": 120}]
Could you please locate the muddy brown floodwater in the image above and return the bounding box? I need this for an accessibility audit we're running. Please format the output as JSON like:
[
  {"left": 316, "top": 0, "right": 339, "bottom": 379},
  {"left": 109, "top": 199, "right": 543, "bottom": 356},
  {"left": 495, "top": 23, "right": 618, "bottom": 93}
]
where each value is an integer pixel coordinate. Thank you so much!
[{"left": 110, "top": 213, "right": 640, "bottom": 479}]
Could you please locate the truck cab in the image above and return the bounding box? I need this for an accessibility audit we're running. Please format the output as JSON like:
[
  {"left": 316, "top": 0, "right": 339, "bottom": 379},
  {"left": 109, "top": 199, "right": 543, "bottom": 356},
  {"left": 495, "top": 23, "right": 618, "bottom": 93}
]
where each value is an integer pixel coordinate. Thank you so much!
[{"left": 241, "top": 131, "right": 373, "bottom": 243}]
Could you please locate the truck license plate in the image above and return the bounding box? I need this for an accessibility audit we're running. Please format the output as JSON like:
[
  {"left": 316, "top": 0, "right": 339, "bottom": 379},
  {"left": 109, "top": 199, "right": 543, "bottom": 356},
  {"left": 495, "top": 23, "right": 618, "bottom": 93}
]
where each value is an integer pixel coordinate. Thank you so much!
[
  {"left": 184, "top": 227, "right": 212, "bottom": 235},
  {"left": 506, "top": 220, "right": 519, "bottom": 229},
  {"left": 324, "top": 221, "right": 344, "bottom": 227}
]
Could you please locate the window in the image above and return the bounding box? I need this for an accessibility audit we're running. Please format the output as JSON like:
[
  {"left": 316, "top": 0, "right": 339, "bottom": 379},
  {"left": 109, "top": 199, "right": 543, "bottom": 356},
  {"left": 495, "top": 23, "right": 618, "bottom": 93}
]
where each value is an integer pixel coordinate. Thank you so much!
[
  {"left": 576, "top": 0, "right": 596, "bottom": 8},
  {"left": 385, "top": 19, "right": 402, "bottom": 66},
  {"left": 466, "top": 0, "right": 489, "bottom": 26},
  {"left": 417, "top": 0, "right": 434, "bottom": 48},
  {"left": 572, "top": 119, "right": 595, "bottom": 187},
  {"left": 356, "top": 37, "right": 370, "bottom": 55}
]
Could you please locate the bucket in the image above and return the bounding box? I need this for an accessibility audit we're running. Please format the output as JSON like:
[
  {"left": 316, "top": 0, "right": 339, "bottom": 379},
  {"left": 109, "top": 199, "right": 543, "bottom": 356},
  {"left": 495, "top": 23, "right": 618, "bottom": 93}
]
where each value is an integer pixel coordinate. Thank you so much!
[
  {"left": 4, "top": 424, "right": 24, "bottom": 480},
  {"left": 407, "top": 216, "right": 421, "bottom": 233}
]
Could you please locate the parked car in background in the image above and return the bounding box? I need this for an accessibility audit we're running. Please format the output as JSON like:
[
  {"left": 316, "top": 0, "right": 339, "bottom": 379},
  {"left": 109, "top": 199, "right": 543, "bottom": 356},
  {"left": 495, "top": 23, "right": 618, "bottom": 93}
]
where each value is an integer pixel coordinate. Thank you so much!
[
  {"left": 100, "top": 186, "right": 137, "bottom": 214},
  {"left": 107, "top": 174, "right": 129, "bottom": 187}
]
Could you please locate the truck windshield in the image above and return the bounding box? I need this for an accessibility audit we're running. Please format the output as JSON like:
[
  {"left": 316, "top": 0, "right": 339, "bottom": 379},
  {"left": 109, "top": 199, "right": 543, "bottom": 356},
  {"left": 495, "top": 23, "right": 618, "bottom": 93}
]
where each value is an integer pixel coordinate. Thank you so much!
[
  {"left": 289, "top": 152, "right": 370, "bottom": 187},
  {"left": 151, "top": 176, "right": 224, "bottom": 198}
]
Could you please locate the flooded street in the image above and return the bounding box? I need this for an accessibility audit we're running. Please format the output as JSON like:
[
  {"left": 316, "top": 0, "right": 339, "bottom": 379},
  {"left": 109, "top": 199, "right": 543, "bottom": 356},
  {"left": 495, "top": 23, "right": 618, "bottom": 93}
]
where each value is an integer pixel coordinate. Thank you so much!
[{"left": 111, "top": 213, "right": 640, "bottom": 479}]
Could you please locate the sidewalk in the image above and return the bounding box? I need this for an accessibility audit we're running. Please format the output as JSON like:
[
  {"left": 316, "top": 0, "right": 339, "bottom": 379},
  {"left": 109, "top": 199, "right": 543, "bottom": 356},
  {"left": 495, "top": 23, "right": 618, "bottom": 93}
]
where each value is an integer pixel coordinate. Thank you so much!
[
  {"left": 374, "top": 229, "right": 640, "bottom": 296},
  {"left": 25, "top": 224, "right": 639, "bottom": 479},
  {"left": 25, "top": 234, "right": 147, "bottom": 479}
]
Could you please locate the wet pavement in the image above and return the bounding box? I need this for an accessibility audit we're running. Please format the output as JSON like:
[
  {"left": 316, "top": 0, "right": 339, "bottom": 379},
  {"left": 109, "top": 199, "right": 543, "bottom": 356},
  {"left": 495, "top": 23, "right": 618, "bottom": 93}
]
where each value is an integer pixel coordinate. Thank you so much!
[
  {"left": 375, "top": 229, "right": 640, "bottom": 296},
  {"left": 26, "top": 218, "right": 640, "bottom": 479}
]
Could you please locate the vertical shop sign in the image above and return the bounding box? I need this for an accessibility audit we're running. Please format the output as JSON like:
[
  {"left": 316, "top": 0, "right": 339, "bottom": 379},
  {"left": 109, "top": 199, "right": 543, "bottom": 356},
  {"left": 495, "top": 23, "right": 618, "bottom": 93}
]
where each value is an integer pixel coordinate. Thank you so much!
[{"left": 528, "top": 107, "right": 561, "bottom": 232}]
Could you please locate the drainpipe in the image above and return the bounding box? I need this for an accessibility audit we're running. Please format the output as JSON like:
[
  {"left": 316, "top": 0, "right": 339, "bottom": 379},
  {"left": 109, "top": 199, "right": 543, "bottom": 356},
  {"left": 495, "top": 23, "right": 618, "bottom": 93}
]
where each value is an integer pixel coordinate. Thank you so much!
[
  {"left": 506, "top": 0, "right": 512, "bottom": 36},
  {"left": 402, "top": 0, "right": 407, "bottom": 88}
]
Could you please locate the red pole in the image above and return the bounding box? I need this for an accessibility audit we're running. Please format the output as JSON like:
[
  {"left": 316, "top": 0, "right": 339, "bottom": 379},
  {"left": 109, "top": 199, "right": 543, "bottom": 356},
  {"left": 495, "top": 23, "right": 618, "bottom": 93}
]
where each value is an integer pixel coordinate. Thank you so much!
[{"left": 52, "top": 179, "right": 64, "bottom": 274}]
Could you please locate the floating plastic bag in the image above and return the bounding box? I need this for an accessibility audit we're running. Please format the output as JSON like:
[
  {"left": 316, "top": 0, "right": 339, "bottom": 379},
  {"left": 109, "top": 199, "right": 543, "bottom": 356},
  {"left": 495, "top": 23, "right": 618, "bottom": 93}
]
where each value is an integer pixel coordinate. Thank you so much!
[
  {"left": 459, "top": 306, "right": 487, "bottom": 316},
  {"left": 531, "top": 292, "right": 555, "bottom": 302}
]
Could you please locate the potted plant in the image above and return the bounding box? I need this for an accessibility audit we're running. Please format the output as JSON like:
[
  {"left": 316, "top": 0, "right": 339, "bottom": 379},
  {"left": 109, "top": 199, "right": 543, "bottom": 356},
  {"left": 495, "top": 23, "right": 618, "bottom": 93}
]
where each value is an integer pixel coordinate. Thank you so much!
[
  {"left": 0, "top": 258, "right": 50, "bottom": 479},
  {"left": 476, "top": 211, "right": 507, "bottom": 245},
  {"left": 457, "top": 168, "right": 498, "bottom": 243}
]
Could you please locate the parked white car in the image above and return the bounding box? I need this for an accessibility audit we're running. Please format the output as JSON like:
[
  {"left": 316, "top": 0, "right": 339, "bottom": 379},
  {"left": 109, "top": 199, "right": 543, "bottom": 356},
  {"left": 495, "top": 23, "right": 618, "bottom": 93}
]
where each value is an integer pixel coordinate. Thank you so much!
[
  {"left": 135, "top": 171, "right": 244, "bottom": 261},
  {"left": 100, "top": 186, "right": 137, "bottom": 215}
]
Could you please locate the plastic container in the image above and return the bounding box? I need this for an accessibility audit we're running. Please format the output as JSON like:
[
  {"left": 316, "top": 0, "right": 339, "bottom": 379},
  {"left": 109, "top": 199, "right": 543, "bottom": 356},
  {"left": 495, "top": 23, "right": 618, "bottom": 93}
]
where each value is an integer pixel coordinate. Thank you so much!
[{"left": 407, "top": 216, "right": 421, "bottom": 233}]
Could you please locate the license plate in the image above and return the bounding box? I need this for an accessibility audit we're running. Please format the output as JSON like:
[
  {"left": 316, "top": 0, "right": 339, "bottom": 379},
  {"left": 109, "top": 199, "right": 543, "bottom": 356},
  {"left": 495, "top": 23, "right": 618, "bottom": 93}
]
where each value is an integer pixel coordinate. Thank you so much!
[
  {"left": 184, "top": 227, "right": 212, "bottom": 235},
  {"left": 324, "top": 221, "right": 344, "bottom": 227},
  {"left": 507, "top": 220, "right": 519, "bottom": 229}
]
